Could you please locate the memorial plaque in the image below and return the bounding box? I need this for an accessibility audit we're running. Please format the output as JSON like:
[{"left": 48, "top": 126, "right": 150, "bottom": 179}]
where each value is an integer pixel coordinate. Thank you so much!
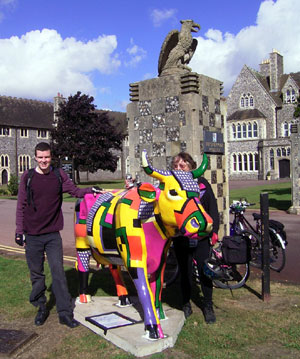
[{"left": 203, "top": 130, "right": 224, "bottom": 154}]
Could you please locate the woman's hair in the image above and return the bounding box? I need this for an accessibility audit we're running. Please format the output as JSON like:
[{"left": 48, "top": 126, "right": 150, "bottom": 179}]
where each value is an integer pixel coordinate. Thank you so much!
[{"left": 171, "top": 152, "right": 197, "bottom": 170}]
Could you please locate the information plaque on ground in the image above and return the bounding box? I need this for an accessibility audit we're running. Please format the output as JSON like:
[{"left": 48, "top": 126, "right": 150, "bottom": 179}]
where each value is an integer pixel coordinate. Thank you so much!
[{"left": 85, "top": 312, "right": 139, "bottom": 335}]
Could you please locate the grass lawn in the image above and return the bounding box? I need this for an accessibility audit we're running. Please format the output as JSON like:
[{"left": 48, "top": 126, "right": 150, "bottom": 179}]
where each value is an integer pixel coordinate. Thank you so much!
[
  {"left": 1, "top": 254, "right": 300, "bottom": 359},
  {"left": 229, "top": 181, "right": 291, "bottom": 211}
]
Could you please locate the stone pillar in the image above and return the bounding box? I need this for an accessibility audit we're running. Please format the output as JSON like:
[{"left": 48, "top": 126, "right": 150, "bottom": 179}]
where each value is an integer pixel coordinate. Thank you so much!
[
  {"left": 288, "top": 119, "right": 300, "bottom": 214},
  {"left": 126, "top": 72, "right": 229, "bottom": 238}
]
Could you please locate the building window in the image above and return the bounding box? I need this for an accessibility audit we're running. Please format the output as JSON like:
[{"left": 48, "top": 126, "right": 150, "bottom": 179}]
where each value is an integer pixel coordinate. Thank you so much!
[
  {"left": 254, "top": 153, "right": 258, "bottom": 171},
  {"left": 282, "top": 148, "right": 286, "bottom": 156},
  {"left": 232, "top": 152, "right": 258, "bottom": 172},
  {"left": 0, "top": 127, "right": 10, "bottom": 136},
  {"left": 1, "top": 154, "right": 9, "bottom": 167},
  {"left": 37, "top": 130, "right": 48, "bottom": 138},
  {"left": 238, "top": 154, "right": 242, "bottom": 171},
  {"left": 270, "top": 149, "right": 274, "bottom": 170},
  {"left": 237, "top": 124, "right": 241, "bottom": 139},
  {"left": 232, "top": 154, "right": 237, "bottom": 171},
  {"left": 253, "top": 122, "right": 258, "bottom": 137},
  {"left": 285, "top": 88, "right": 296, "bottom": 103},
  {"left": 232, "top": 121, "right": 258, "bottom": 140},
  {"left": 240, "top": 93, "right": 254, "bottom": 108},
  {"left": 283, "top": 122, "right": 290, "bottom": 137},
  {"left": 232, "top": 124, "right": 236, "bottom": 139},
  {"left": 19, "top": 155, "right": 30, "bottom": 173},
  {"left": 243, "top": 154, "right": 248, "bottom": 171},
  {"left": 287, "top": 147, "right": 290, "bottom": 156},
  {"left": 20, "top": 128, "right": 28, "bottom": 138},
  {"left": 277, "top": 148, "right": 281, "bottom": 157}
]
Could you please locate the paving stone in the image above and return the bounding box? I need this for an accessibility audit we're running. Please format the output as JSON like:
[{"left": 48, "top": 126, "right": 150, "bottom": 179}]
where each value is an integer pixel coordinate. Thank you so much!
[{"left": 0, "top": 329, "right": 37, "bottom": 358}]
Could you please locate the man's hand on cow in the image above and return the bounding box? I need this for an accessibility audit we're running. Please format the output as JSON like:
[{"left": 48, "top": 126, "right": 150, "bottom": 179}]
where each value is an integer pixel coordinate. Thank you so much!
[
  {"left": 210, "top": 232, "right": 218, "bottom": 246},
  {"left": 92, "top": 186, "right": 103, "bottom": 196},
  {"left": 15, "top": 233, "right": 25, "bottom": 247}
]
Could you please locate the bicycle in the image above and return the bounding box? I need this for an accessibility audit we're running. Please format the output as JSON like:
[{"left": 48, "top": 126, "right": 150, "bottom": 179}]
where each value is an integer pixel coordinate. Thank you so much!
[
  {"left": 230, "top": 200, "right": 288, "bottom": 272},
  {"left": 164, "top": 234, "right": 251, "bottom": 290}
]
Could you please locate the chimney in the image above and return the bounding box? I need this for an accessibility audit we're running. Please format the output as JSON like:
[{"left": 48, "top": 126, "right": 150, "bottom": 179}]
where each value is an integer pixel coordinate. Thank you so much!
[{"left": 269, "top": 49, "right": 283, "bottom": 92}]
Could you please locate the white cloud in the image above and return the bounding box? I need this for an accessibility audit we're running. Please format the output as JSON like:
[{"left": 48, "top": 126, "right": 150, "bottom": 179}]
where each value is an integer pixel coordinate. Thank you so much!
[
  {"left": 190, "top": 0, "right": 300, "bottom": 95},
  {"left": 125, "top": 38, "right": 146, "bottom": 67},
  {"left": 150, "top": 8, "right": 177, "bottom": 28},
  {"left": 0, "top": 29, "right": 120, "bottom": 100}
]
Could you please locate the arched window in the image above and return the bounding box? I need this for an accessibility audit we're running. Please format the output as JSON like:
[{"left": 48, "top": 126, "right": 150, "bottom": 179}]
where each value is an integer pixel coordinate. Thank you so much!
[
  {"left": 283, "top": 122, "right": 290, "bottom": 137},
  {"left": 232, "top": 124, "right": 236, "bottom": 139},
  {"left": 248, "top": 122, "right": 252, "bottom": 138},
  {"left": 277, "top": 148, "right": 281, "bottom": 157},
  {"left": 237, "top": 124, "right": 241, "bottom": 139},
  {"left": 249, "top": 153, "right": 253, "bottom": 171},
  {"left": 270, "top": 149, "right": 274, "bottom": 170},
  {"left": 286, "top": 88, "right": 296, "bottom": 103},
  {"left": 242, "top": 123, "right": 247, "bottom": 138},
  {"left": 282, "top": 148, "right": 286, "bottom": 156},
  {"left": 287, "top": 147, "right": 291, "bottom": 156},
  {"left": 243, "top": 154, "right": 248, "bottom": 171},
  {"left": 253, "top": 122, "right": 258, "bottom": 137},
  {"left": 238, "top": 154, "right": 242, "bottom": 171},
  {"left": 1, "top": 155, "right": 9, "bottom": 167},
  {"left": 240, "top": 93, "right": 254, "bottom": 108},
  {"left": 232, "top": 154, "right": 237, "bottom": 171},
  {"left": 254, "top": 153, "right": 259, "bottom": 171},
  {"left": 19, "top": 155, "right": 30, "bottom": 173}
]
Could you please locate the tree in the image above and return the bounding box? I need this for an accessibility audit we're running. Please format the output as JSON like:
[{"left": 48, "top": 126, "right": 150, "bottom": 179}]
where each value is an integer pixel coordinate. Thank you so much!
[
  {"left": 293, "top": 96, "right": 300, "bottom": 119},
  {"left": 51, "top": 91, "right": 126, "bottom": 183}
]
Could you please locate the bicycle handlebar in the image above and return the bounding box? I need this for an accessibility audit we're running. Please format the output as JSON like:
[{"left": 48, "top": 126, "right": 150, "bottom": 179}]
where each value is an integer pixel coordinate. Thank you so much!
[{"left": 230, "top": 200, "right": 256, "bottom": 212}]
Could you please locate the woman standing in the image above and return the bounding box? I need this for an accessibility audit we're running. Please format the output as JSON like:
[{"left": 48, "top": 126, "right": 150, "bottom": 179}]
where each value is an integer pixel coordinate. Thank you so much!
[{"left": 171, "top": 152, "right": 219, "bottom": 323}]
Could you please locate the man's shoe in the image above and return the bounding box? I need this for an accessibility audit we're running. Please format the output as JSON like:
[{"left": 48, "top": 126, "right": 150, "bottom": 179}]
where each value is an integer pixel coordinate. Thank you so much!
[
  {"left": 182, "top": 302, "right": 193, "bottom": 319},
  {"left": 203, "top": 302, "right": 216, "bottom": 324},
  {"left": 35, "top": 308, "right": 49, "bottom": 326},
  {"left": 59, "top": 314, "right": 80, "bottom": 328}
]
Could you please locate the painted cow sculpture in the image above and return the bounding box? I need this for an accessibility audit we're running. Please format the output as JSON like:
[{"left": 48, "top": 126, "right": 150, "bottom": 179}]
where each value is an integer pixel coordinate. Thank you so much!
[{"left": 75, "top": 150, "right": 213, "bottom": 340}]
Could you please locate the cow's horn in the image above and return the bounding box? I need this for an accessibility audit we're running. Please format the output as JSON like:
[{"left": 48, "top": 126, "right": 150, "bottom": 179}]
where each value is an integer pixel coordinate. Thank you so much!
[
  {"left": 191, "top": 153, "right": 208, "bottom": 179},
  {"left": 141, "top": 150, "right": 172, "bottom": 181}
]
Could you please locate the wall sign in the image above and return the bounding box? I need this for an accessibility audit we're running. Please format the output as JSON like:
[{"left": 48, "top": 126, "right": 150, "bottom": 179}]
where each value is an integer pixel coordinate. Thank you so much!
[{"left": 203, "top": 130, "right": 224, "bottom": 154}]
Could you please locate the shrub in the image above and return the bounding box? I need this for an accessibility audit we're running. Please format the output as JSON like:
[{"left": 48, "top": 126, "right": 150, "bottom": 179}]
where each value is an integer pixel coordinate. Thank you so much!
[{"left": 7, "top": 174, "right": 19, "bottom": 195}]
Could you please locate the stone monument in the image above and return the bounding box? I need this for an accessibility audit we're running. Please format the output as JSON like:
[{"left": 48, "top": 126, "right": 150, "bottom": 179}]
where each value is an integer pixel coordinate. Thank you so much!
[{"left": 126, "top": 20, "right": 229, "bottom": 237}]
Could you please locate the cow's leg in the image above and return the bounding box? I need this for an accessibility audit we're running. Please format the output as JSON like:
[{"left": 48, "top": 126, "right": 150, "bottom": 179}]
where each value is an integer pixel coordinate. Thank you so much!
[
  {"left": 129, "top": 267, "right": 164, "bottom": 340},
  {"left": 75, "top": 222, "right": 92, "bottom": 303},
  {"left": 109, "top": 264, "right": 131, "bottom": 307}
]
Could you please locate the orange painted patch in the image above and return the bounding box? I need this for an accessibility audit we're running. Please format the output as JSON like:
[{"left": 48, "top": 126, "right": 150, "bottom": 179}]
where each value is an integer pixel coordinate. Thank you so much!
[
  {"left": 174, "top": 199, "right": 198, "bottom": 227},
  {"left": 75, "top": 223, "right": 87, "bottom": 237},
  {"left": 124, "top": 189, "right": 141, "bottom": 211},
  {"left": 127, "top": 235, "right": 143, "bottom": 261}
]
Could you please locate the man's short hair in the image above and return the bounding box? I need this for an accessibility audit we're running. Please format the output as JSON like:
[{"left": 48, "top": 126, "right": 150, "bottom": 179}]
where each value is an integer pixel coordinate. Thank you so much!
[{"left": 35, "top": 142, "right": 51, "bottom": 155}]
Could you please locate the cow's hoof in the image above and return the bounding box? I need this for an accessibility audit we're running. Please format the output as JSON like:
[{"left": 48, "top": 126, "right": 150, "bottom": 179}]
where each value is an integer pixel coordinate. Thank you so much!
[
  {"left": 78, "top": 294, "right": 91, "bottom": 303},
  {"left": 143, "top": 325, "right": 159, "bottom": 341},
  {"left": 116, "top": 295, "right": 132, "bottom": 307}
]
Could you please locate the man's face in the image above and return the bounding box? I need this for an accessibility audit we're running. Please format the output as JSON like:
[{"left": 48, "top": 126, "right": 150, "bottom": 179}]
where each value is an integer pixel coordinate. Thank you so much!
[{"left": 35, "top": 150, "right": 52, "bottom": 172}]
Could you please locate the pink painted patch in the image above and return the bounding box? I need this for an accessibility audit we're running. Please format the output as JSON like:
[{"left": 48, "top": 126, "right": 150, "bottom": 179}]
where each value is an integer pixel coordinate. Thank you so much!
[
  {"left": 143, "top": 222, "right": 166, "bottom": 274},
  {"left": 105, "top": 213, "right": 113, "bottom": 225}
]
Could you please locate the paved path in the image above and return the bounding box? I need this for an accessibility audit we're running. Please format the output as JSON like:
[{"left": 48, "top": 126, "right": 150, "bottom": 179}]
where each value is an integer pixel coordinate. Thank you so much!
[{"left": 1, "top": 181, "right": 299, "bottom": 284}]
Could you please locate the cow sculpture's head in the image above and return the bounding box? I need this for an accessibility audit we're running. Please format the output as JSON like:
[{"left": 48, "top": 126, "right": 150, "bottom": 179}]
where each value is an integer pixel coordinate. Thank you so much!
[{"left": 139, "top": 150, "right": 213, "bottom": 238}]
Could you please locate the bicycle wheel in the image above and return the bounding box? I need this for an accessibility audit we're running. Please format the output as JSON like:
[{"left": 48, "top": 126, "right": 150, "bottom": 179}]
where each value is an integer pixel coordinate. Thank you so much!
[
  {"left": 163, "top": 246, "right": 179, "bottom": 287},
  {"left": 213, "top": 263, "right": 250, "bottom": 289},
  {"left": 269, "top": 230, "right": 286, "bottom": 272},
  {"left": 240, "top": 229, "right": 262, "bottom": 269}
]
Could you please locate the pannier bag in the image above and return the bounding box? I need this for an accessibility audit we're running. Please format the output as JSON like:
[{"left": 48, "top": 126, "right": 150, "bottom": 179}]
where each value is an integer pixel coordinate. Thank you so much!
[{"left": 222, "top": 235, "right": 251, "bottom": 264}]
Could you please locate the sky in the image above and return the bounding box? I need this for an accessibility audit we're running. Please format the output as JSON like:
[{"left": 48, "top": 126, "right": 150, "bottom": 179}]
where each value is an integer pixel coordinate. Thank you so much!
[{"left": 0, "top": 0, "right": 300, "bottom": 112}]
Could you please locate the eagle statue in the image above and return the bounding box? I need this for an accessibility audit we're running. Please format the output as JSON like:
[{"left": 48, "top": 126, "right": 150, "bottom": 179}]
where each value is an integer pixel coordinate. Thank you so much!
[{"left": 158, "top": 19, "right": 200, "bottom": 76}]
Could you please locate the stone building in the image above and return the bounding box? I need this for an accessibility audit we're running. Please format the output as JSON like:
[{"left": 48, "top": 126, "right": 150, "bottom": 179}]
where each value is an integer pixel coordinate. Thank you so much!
[
  {"left": 227, "top": 50, "right": 299, "bottom": 180},
  {"left": 0, "top": 94, "right": 127, "bottom": 184},
  {"left": 0, "top": 95, "right": 53, "bottom": 184}
]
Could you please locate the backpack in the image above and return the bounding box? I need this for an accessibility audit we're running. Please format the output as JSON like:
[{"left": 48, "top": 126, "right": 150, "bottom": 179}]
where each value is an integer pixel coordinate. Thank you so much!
[{"left": 26, "top": 167, "right": 62, "bottom": 210}]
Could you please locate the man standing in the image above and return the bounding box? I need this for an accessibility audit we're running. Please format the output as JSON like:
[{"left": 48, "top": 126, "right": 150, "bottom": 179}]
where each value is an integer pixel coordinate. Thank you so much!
[{"left": 15, "top": 142, "right": 101, "bottom": 328}]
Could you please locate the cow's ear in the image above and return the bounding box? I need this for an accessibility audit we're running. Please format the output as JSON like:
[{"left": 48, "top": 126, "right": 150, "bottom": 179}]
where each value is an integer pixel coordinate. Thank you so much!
[{"left": 138, "top": 182, "right": 159, "bottom": 202}]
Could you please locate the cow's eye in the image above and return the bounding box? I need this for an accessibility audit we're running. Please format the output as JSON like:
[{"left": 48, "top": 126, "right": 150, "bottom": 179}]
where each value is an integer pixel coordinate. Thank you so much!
[{"left": 167, "top": 189, "right": 182, "bottom": 201}]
